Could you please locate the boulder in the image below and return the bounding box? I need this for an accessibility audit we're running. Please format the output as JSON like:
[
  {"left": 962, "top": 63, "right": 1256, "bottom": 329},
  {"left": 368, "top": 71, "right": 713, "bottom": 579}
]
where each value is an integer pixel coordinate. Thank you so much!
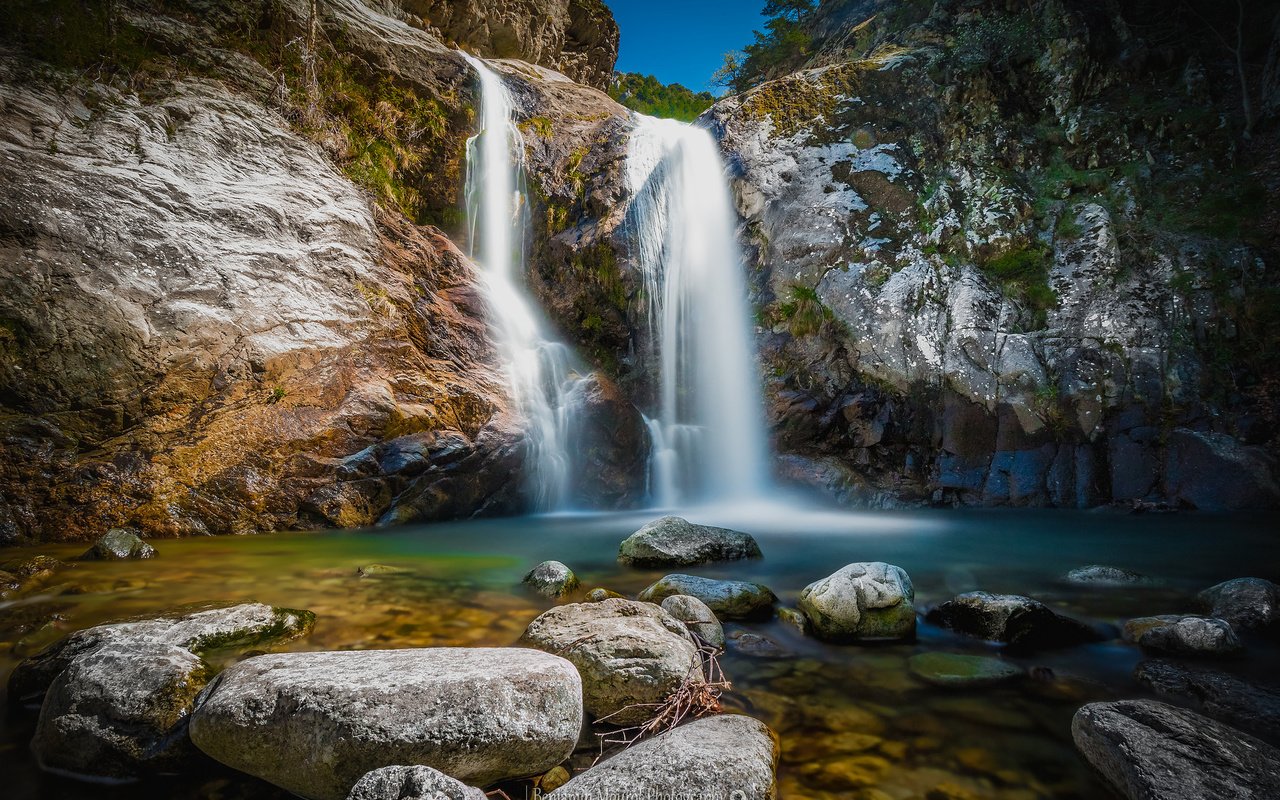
[
  {"left": 925, "top": 592, "right": 1102, "bottom": 651},
  {"left": 519, "top": 598, "right": 703, "bottom": 725},
  {"left": 618, "top": 516, "right": 763, "bottom": 568},
  {"left": 661, "top": 595, "right": 725, "bottom": 649},
  {"left": 11, "top": 603, "right": 313, "bottom": 780},
  {"left": 547, "top": 715, "right": 778, "bottom": 800},
  {"left": 1197, "top": 578, "right": 1280, "bottom": 632},
  {"left": 1123, "top": 615, "right": 1243, "bottom": 657},
  {"left": 346, "top": 766, "right": 486, "bottom": 800},
  {"left": 79, "top": 528, "right": 156, "bottom": 560},
  {"left": 638, "top": 575, "right": 777, "bottom": 621},
  {"left": 1163, "top": 428, "right": 1280, "bottom": 511},
  {"left": 585, "top": 587, "right": 624, "bottom": 601},
  {"left": 797, "top": 563, "right": 915, "bottom": 642},
  {"left": 1136, "top": 659, "right": 1280, "bottom": 742},
  {"left": 1072, "top": 700, "right": 1280, "bottom": 799},
  {"left": 190, "top": 648, "right": 582, "bottom": 800},
  {"left": 1063, "top": 565, "right": 1153, "bottom": 586},
  {"left": 523, "top": 560, "right": 581, "bottom": 598},
  {"left": 908, "top": 653, "right": 1024, "bottom": 688}
]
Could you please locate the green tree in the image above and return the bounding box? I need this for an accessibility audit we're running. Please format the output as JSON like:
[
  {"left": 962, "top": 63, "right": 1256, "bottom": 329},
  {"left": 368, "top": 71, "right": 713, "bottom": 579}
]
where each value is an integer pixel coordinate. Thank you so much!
[{"left": 608, "top": 73, "right": 716, "bottom": 122}]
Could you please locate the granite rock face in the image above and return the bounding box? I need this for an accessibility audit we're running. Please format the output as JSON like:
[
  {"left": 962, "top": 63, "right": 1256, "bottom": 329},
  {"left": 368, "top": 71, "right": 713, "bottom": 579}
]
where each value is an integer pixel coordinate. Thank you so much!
[
  {"left": 1072, "top": 700, "right": 1280, "bottom": 799},
  {"left": 190, "top": 648, "right": 583, "bottom": 799},
  {"left": 519, "top": 598, "right": 704, "bottom": 724},
  {"left": 547, "top": 714, "right": 779, "bottom": 800}
]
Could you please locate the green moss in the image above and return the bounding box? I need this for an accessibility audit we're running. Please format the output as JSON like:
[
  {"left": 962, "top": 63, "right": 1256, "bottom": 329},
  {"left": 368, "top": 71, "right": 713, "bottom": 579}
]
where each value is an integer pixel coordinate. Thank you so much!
[
  {"left": 980, "top": 244, "right": 1058, "bottom": 331},
  {"left": 520, "top": 116, "right": 554, "bottom": 138},
  {"left": 741, "top": 62, "right": 864, "bottom": 139},
  {"left": 188, "top": 608, "right": 316, "bottom": 656},
  {"left": 772, "top": 283, "right": 832, "bottom": 337}
]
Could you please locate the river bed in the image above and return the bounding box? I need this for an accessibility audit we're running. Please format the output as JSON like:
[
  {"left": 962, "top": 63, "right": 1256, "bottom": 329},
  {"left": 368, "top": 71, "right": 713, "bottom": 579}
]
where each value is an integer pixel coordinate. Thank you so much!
[{"left": 2, "top": 505, "right": 1278, "bottom": 799}]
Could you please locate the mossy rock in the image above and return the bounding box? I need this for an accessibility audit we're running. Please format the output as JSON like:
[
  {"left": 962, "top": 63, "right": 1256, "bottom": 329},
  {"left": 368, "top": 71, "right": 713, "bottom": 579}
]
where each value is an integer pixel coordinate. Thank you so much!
[{"left": 908, "top": 652, "right": 1024, "bottom": 688}]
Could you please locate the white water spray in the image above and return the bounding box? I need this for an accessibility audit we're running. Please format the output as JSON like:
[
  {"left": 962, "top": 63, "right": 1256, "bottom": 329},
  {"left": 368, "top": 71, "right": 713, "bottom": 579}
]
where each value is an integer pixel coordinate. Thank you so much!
[
  {"left": 626, "top": 114, "right": 771, "bottom": 506},
  {"left": 463, "top": 53, "right": 582, "bottom": 510}
]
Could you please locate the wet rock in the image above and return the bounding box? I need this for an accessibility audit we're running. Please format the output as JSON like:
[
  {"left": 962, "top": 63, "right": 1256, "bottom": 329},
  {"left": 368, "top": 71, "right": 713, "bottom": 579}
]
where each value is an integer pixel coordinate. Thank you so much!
[
  {"left": 660, "top": 594, "right": 725, "bottom": 649},
  {"left": 1123, "top": 615, "right": 1243, "bottom": 658},
  {"left": 925, "top": 592, "right": 1102, "bottom": 651},
  {"left": 11, "top": 603, "right": 313, "bottom": 780},
  {"left": 1164, "top": 429, "right": 1280, "bottom": 511},
  {"left": 638, "top": 574, "right": 777, "bottom": 621},
  {"left": 1197, "top": 578, "right": 1280, "bottom": 632},
  {"left": 798, "top": 562, "right": 915, "bottom": 643},
  {"left": 1135, "top": 659, "right": 1280, "bottom": 742},
  {"left": 2, "top": 554, "right": 63, "bottom": 577},
  {"left": 1063, "top": 565, "right": 1153, "bottom": 586},
  {"left": 563, "top": 373, "right": 650, "bottom": 508},
  {"left": 191, "top": 648, "right": 581, "bottom": 800},
  {"left": 778, "top": 607, "right": 810, "bottom": 636},
  {"left": 346, "top": 765, "right": 485, "bottom": 800},
  {"left": 80, "top": 529, "right": 156, "bottom": 561},
  {"left": 523, "top": 560, "right": 581, "bottom": 598},
  {"left": 519, "top": 598, "right": 703, "bottom": 725},
  {"left": 908, "top": 653, "right": 1024, "bottom": 688},
  {"left": 731, "top": 632, "right": 788, "bottom": 658},
  {"left": 585, "top": 587, "right": 624, "bottom": 602},
  {"left": 618, "top": 516, "right": 763, "bottom": 568},
  {"left": 1072, "top": 700, "right": 1280, "bottom": 799},
  {"left": 546, "top": 714, "right": 778, "bottom": 800}
]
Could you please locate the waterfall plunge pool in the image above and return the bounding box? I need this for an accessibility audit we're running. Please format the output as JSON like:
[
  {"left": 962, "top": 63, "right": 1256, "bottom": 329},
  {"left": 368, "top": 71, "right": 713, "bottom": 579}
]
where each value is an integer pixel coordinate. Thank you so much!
[{"left": 2, "top": 506, "right": 1277, "bottom": 799}]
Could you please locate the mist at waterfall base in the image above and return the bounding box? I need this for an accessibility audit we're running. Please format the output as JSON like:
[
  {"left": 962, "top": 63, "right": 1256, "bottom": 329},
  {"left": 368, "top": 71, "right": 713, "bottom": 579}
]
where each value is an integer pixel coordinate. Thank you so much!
[{"left": 464, "top": 56, "right": 776, "bottom": 515}]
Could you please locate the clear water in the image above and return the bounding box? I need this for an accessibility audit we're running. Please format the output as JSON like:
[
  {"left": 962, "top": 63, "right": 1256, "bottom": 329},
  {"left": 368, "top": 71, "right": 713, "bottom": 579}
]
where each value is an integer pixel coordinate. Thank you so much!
[
  {"left": 464, "top": 54, "right": 586, "bottom": 511},
  {"left": 3, "top": 506, "right": 1277, "bottom": 799},
  {"left": 625, "top": 115, "right": 772, "bottom": 506}
]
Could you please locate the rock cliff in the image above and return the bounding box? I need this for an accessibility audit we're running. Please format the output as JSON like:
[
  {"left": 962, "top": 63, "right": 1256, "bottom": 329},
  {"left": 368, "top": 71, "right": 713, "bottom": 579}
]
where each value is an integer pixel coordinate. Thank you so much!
[{"left": 0, "top": 0, "right": 630, "bottom": 542}]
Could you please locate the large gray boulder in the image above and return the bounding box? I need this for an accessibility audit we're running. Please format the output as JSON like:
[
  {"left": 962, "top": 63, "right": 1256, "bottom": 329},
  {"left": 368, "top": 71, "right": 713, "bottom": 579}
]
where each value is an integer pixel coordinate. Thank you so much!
[
  {"left": 1072, "top": 700, "right": 1280, "bottom": 799},
  {"left": 661, "top": 595, "right": 726, "bottom": 649},
  {"left": 618, "top": 516, "right": 763, "bottom": 568},
  {"left": 10, "top": 603, "right": 313, "bottom": 780},
  {"left": 925, "top": 591, "right": 1101, "bottom": 651},
  {"left": 1123, "top": 615, "right": 1243, "bottom": 658},
  {"left": 346, "top": 765, "right": 485, "bottom": 800},
  {"left": 547, "top": 715, "right": 778, "bottom": 800},
  {"left": 519, "top": 598, "right": 703, "bottom": 725},
  {"left": 1136, "top": 660, "right": 1280, "bottom": 742},
  {"left": 190, "top": 648, "right": 582, "bottom": 800},
  {"left": 1197, "top": 578, "right": 1280, "bottom": 632},
  {"left": 638, "top": 575, "right": 777, "bottom": 621},
  {"left": 797, "top": 562, "right": 915, "bottom": 642},
  {"left": 1163, "top": 429, "right": 1280, "bottom": 511},
  {"left": 523, "top": 560, "right": 580, "bottom": 598},
  {"left": 79, "top": 528, "right": 157, "bottom": 560}
]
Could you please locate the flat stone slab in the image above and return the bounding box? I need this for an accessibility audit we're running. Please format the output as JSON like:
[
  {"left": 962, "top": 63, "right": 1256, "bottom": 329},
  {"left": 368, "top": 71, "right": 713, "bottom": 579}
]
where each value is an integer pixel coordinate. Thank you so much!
[
  {"left": 618, "top": 516, "right": 763, "bottom": 568},
  {"left": 547, "top": 714, "right": 778, "bottom": 800},
  {"left": 908, "top": 652, "right": 1024, "bottom": 688},
  {"left": 639, "top": 574, "right": 777, "bottom": 620},
  {"left": 190, "top": 648, "right": 582, "bottom": 800},
  {"left": 1072, "top": 699, "right": 1280, "bottom": 799}
]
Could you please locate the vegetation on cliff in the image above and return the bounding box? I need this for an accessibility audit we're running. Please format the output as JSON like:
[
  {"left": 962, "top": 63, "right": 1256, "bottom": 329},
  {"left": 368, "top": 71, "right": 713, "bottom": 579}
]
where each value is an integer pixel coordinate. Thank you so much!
[{"left": 608, "top": 72, "right": 715, "bottom": 122}]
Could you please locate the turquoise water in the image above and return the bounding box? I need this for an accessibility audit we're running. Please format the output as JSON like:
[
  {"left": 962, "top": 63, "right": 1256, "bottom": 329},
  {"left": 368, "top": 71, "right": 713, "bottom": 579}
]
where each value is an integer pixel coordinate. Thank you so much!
[{"left": 2, "top": 506, "right": 1277, "bottom": 798}]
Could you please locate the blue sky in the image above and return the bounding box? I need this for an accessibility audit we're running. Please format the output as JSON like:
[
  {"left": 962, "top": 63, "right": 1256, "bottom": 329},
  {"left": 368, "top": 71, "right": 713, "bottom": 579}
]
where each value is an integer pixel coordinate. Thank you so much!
[{"left": 605, "top": 0, "right": 767, "bottom": 94}]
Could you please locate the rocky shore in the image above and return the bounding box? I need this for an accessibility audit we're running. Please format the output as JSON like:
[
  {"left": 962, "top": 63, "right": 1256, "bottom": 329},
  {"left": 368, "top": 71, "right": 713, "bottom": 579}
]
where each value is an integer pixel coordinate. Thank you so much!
[{"left": 5, "top": 516, "right": 1278, "bottom": 799}]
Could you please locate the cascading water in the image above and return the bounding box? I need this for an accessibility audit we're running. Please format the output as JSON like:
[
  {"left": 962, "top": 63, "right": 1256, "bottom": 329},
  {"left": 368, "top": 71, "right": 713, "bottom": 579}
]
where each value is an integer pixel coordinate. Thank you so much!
[
  {"left": 626, "top": 114, "right": 771, "bottom": 506},
  {"left": 463, "top": 53, "right": 582, "bottom": 511}
]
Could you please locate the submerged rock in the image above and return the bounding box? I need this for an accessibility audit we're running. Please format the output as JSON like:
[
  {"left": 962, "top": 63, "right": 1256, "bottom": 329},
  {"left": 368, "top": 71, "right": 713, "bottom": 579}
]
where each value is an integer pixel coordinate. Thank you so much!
[
  {"left": 523, "top": 560, "right": 581, "bottom": 598},
  {"left": 1197, "top": 578, "right": 1280, "bottom": 632},
  {"left": 908, "top": 653, "right": 1024, "bottom": 688},
  {"left": 346, "top": 765, "right": 485, "bottom": 800},
  {"left": 1135, "top": 659, "right": 1280, "bottom": 742},
  {"left": 519, "top": 598, "right": 703, "bottom": 725},
  {"left": 80, "top": 529, "right": 156, "bottom": 561},
  {"left": 661, "top": 594, "right": 725, "bottom": 649},
  {"left": 1123, "top": 615, "right": 1243, "bottom": 657},
  {"left": 11, "top": 603, "right": 313, "bottom": 780},
  {"left": 546, "top": 714, "right": 778, "bottom": 800},
  {"left": 778, "top": 607, "right": 810, "bottom": 636},
  {"left": 1063, "top": 565, "right": 1153, "bottom": 586},
  {"left": 798, "top": 562, "right": 915, "bottom": 643},
  {"left": 925, "top": 592, "right": 1101, "bottom": 651},
  {"left": 618, "top": 516, "right": 763, "bottom": 568},
  {"left": 639, "top": 574, "right": 777, "bottom": 621},
  {"left": 190, "top": 648, "right": 581, "bottom": 800},
  {"left": 1072, "top": 700, "right": 1280, "bottom": 799}
]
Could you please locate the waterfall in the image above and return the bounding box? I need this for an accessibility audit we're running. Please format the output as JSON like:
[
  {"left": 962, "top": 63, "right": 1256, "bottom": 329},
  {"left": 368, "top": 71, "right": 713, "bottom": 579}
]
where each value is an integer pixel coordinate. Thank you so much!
[
  {"left": 463, "top": 53, "right": 581, "bottom": 511},
  {"left": 625, "top": 114, "right": 771, "bottom": 506}
]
